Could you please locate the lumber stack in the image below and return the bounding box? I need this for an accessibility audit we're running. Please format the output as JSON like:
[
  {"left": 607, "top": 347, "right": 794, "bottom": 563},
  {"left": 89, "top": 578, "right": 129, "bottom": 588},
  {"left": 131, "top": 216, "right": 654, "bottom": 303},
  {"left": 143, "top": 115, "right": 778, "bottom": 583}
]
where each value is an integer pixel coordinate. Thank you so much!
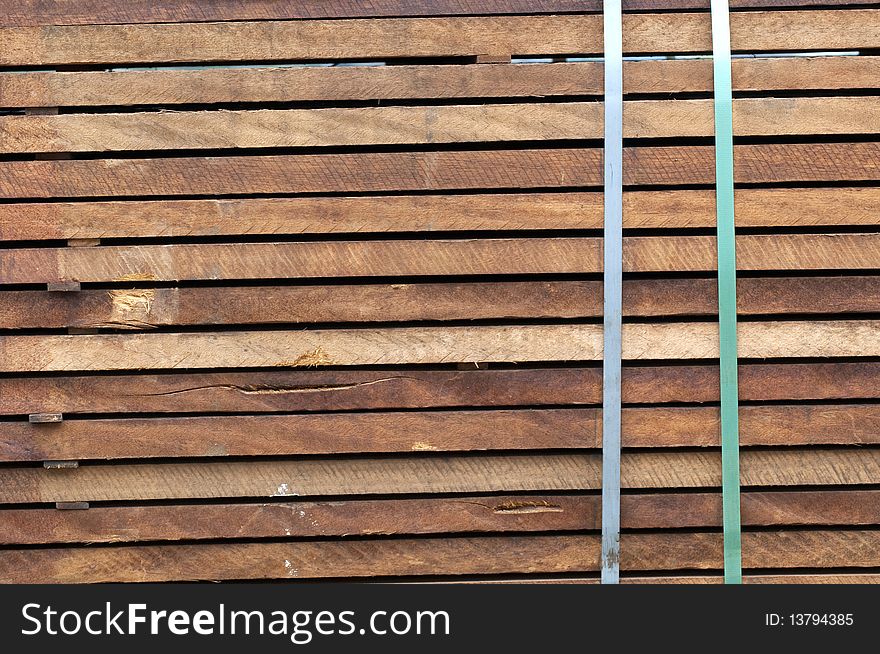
[{"left": 1, "top": 0, "right": 879, "bottom": 583}]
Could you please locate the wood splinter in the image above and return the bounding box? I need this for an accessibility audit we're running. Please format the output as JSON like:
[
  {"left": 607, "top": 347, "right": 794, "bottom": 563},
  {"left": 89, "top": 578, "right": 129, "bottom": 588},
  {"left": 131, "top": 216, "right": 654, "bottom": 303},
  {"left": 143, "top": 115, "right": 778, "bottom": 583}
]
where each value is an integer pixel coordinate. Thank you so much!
[{"left": 55, "top": 502, "right": 89, "bottom": 511}]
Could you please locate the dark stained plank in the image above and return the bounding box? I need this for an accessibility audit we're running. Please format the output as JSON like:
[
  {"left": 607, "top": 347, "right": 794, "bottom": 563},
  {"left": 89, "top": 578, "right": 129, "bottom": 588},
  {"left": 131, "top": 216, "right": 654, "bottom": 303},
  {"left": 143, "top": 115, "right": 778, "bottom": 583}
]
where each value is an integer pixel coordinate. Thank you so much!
[
  {"left": 5, "top": 490, "right": 879, "bottom": 545},
  {"left": 2, "top": 530, "right": 879, "bottom": 582},
  {"left": 2, "top": 362, "right": 877, "bottom": 416},
  {"left": 3, "top": 277, "right": 878, "bottom": 330},
  {"left": 2, "top": 144, "right": 879, "bottom": 199},
  {"left": 2, "top": 449, "right": 878, "bottom": 504},
  {"left": 2, "top": 234, "right": 878, "bottom": 284},
  {"left": 4, "top": 188, "right": 878, "bottom": 241},
  {"left": 1, "top": 404, "right": 877, "bottom": 461}
]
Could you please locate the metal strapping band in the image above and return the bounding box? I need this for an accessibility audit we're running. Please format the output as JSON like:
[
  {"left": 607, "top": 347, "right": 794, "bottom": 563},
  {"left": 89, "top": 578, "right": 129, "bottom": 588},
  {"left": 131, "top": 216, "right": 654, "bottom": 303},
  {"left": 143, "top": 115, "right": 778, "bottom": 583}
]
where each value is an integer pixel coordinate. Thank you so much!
[
  {"left": 711, "top": 0, "right": 744, "bottom": 584},
  {"left": 601, "top": 0, "right": 623, "bottom": 585}
]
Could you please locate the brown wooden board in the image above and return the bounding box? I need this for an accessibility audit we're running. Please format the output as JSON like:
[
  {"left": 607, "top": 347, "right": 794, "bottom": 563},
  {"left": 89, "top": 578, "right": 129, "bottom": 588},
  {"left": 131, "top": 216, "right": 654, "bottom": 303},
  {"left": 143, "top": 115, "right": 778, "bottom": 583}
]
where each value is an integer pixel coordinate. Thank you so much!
[
  {"left": 1, "top": 404, "right": 877, "bottom": 461},
  {"left": 3, "top": 145, "right": 879, "bottom": 198},
  {"left": 459, "top": 573, "right": 880, "bottom": 584},
  {"left": 3, "top": 277, "right": 878, "bottom": 330},
  {"left": 2, "top": 449, "right": 878, "bottom": 504},
  {"left": 5, "top": 490, "right": 880, "bottom": 545},
  {"left": 3, "top": 321, "right": 880, "bottom": 372},
  {"left": 3, "top": 0, "right": 874, "bottom": 27},
  {"left": 4, "top": 97, "right": 880, "bottom": 152},
  {"left": 3, "top": 57, "right": 879, "bottom": 108},
  {"left": 2, "top": 530, "right": 879, "bottom": 583},
  {"left": 2, "top": 12, "right": 879, "bottom": 65},
  {"left": 3, "top": 234, "right": 878, "bottom": 284},
  {"left": 1, "top": 362, "right": 877, "bottom": 416},
  {"left": 4, "top": 188, "right": 879, "bottom": 241}
]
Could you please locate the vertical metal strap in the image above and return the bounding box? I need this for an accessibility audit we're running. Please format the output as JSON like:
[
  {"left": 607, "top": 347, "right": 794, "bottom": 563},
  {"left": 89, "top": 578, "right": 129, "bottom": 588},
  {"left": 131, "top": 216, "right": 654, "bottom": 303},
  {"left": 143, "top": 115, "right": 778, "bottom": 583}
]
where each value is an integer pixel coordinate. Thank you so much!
[
  {"left": 601, "top": 0, "right": 623, "bottom": 585},
  {"left": 710, "top": 0, "right": 743, "bottom": 584}
]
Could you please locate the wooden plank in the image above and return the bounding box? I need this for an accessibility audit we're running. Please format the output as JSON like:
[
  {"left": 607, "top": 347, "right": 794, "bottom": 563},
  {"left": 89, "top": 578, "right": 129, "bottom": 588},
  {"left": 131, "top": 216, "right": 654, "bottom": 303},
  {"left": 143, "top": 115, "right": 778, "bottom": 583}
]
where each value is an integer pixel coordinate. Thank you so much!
[
  {"left": 458, "top": 573, "right": 880, "bottom": 584},
  {"left": 3, "top": 404, "right": 877, "bottom": 461},
  {"left": 3, "top": 277, "right": 880, "bottom": 330},
  {"left": 2, "top": 362, "right": 877, "bottom": 416},
  {"left": 5, "top": 489, "right": 879, "bottom": 545},
  {"left": 4, "top": 188, "right": 879, "bottom": 241},
  {"left": 5, "top": 97, "right": 880, "bottom": 152},
  {"left": 625, "top": 573, "right": 880, "bottom": 584},
  {"left": 3, "top": 145, "right": 878, "bottom": 198},
  {"left": 3, "top": 321, "right": 880, "bottom": 372},
  {"left": 4, "top": 57, "right": 879, "bottom": 108},
  {"left": 2, "top": 449, "right": 878, "bottom": 504},
  {"left": 4, "top": 0, "right": 873, "bottom": 27},
  {"left": 2, "top": 530, "right": 879, "bottom": 583},
  {"left": 3, "top": 234, "right": 878, "bottom": 284},
  {"left": 2, "top": 11, "right": 879, "bottom": 65}
]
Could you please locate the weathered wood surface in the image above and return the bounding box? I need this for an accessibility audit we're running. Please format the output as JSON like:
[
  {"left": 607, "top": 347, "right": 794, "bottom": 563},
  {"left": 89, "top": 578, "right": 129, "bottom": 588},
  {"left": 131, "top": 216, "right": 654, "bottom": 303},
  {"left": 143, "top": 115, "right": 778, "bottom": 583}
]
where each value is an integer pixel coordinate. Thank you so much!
[
  {"left": 2, "top": 449, "right": 878, "bottom": 504},
  {"left": 5, "top": 97, "right": 880, "bottom": 152},
  {"left": 4, "top": 188, "right": 878, "bottom": 240},
  {"left": 2, "top": 362, "right": 876, "bottom": 416},
  {"left": 3, "top": 0, "right": 872, "bottom": 27},
  {"left": 2, "top": 11, "right": 879, "bottom": 65},
  {"left": 4, "top": 57, "right": 879, "bottom": 108},
  {"left": 2, "top": 530, "right": 879, "bottom": 583},
  {"left": 3, "top": 145, "right": 878, "bottom": 198},
  {"left": 463, "top": 573, "right": 880, "bottom": 584},
  {"left": 5, "top": 490, "right": 879, "bottom": 545},
  {"left": 3, "top": 404, "right": 877, "bottom": 461},
  {"left": 2, "top": 321, "right": 879, "bottom": 372},
  {"left": 4, "top": 277, "right": 878, "bottom": 330},
  {"left": 3, "top": 235, "right": 878, "bottom": 284}
]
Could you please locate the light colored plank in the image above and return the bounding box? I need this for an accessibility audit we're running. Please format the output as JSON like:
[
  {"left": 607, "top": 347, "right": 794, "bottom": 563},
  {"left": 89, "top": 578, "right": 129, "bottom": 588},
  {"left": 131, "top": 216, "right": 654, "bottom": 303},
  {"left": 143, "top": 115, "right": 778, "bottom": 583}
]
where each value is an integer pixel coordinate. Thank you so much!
[
  {"left": 3, "top": 57, "right": 879, "bottom": 108},
  {"left": 3, "top": 144, "right": 878, "bottom": 198},
  {"left": 3, "top": 97, "right": 878, "bottom": 152},
  {"left": 1, "top": 11, "right": 878, "bottom": 65},
  {"left": 4, "top": 0, "right": 871, "bottom": 27},
  {"left": 2, "top": 321, "right": 880, "bottom": 372}
]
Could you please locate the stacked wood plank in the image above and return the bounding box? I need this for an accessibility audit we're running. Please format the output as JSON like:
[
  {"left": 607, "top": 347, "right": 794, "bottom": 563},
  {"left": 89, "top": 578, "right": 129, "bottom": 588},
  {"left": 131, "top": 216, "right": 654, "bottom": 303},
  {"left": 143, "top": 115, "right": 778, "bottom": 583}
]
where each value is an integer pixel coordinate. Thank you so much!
[{"left": 1, "top": 0, "right": 879, "bottom": 583}]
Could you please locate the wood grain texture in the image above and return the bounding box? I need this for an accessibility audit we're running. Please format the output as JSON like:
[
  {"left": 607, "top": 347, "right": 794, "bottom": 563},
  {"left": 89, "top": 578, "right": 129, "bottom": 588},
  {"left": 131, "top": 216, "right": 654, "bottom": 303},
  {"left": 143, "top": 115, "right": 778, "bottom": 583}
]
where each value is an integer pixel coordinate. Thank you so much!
[
  {"left": 4, "top": 97, "right": 879, "bottom": 152},
  {"left": 2, "top": 362, "right": 877, "bottom": 416},
  {"left": 3, "top": 144, "right": 878, "bottom": 198},
  {"left": 2, "top": 11, "right": 879, "bottom": 65},
  {"left": 3, "top": 404, "right": 876, "bottom": 461},
  {"left": 3, "top": 234, "right": 877, "bottom": 285},
  {"left": 4, "top": 188, "right": 878, "bottom": 241},
  {"left": 455, "top": 573, "right": 880, "bottom": 584},
  {"left": 3, "top": 0, "right": 872, "bottom": 27},
  {"left": 3, "top": 321, "right": 880, "bottom": 372},
  {"left": 2, "top": 448, "right": 878, "bottom": 504},
  {"left": 4, "top": 56, "right": 879, "bottom": 108},
  {"left": 2, "top": 530, "right": 879, "bottom": 583},
  {"left": 5, "top": 489, "right": 879, "bottom": 545},
  {"left": 4, "top": 276, "right": 878, "bottom": 330}
]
